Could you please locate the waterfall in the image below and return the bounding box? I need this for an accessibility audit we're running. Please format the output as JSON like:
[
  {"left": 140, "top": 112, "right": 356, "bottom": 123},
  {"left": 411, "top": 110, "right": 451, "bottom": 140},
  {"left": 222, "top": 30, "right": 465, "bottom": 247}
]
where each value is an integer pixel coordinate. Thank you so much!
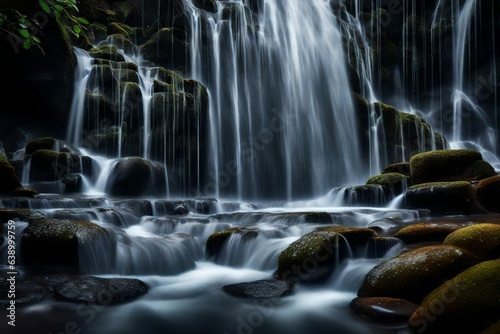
[{"left": 187, "top": 0, "right": 364, "bottom": 200}]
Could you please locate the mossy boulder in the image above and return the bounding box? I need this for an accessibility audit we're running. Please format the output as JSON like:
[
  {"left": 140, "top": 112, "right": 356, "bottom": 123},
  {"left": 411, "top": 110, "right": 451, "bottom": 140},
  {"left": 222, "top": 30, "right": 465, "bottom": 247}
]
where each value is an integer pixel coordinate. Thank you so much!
[
  {"left": 29, "top": 149, "right": 82, "bottom": 182},
  {"left": 20, "top": 219, "right": 109, "bottom": 269},
  {"left": 382, "top": 162, "right": 411, "bottom": 177},
  {"left": 330, "top": 184, "right": 392, "bottom": 206},
  {"left": 394, "top": 221, "right": 473, "bottom": 244},
  {"left": 0, "top": 157, "right": 22, "bottom": 194},
  {"left": 357, "top": 245, "right": 480, "bottom": 303},
  {"left": 476, "top": 175, "right": 500, "bottom": 212},
  {"left": 206, "top": 227, "right": 259, "bottom": 259},
  {"left": 106, "top": 157, "right": 166, "bottom": 196},
  {"left": 443, "top": 223, "right": 500, "bottom": 261},
  {"left": 409, "top": 149, "right": 492, "bottom": 185},
  {"left": 0, "top": 208, "right": 46, "bottom": 223},
  {"left": 25, "top": 137, "right": 57, "bottom": 154},
  {"left": 403, "top": 181, "right": 487, "bottom": 215},
  {"left": 12, "top": 186, "right": 39, "bottom": 197},
  {"left": 275, "top": 231, "right": 351, "bottom": 282},
  {"left": 140, "top": 28, "right": 188, "bottom": 72},
  {"left": 409, "top": 259, "right": 500, "bottom": 334},
  {"left": 366, "top": 172, "right": 409, "bottom": 195}
]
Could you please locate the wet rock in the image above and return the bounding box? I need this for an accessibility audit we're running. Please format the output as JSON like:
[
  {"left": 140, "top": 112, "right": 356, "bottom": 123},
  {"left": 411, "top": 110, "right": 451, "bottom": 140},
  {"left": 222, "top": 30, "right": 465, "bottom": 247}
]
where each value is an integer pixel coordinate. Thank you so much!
[
  {"left": 0, "top": 208, "right": 46, "bottom": 222},
  {"left": 409, "top": 259, "right": 500, "bottom": 334},
  {"left": 315, "top": 226, "right": 378, "bottom": 256},
  {"left": 409, "top": 149, "right": 492, "bottom": 185},
  {"left": 29, "top": 149, "right": 83, "bottom": 182},
  {"left": 52, "top": 276, "right": 148, "bottom": 305},
  {"left": 61, "top": 173, "right": 83, "bottom": 193},
  {"left": 382, "top": 162, "right": 411, "bottom": 177},
  {"left": 275, "top": 231, "right": 351, "bottom": 283},
  {"left": 192, "top": 0, "right": 218, "bottom": 13},
  {"left": 12, "top": 186, "right": 39, "bottom": 197},
  {"left": 366, "top": 172, "right": 409, "bottom": 195},
  {"left": 394, "top": 221, "right": 473, "bottom": 244},
  {"left": 222, "top": 279, "right": 294, "bottom": 299},
  {"left": 403, "top": 181, "right": 487, "bottom": 215},
  {"left": 330, "top": 184, "right": 393, "bottom": 207},
  {"left": 443, "top": 223, "right": 500, "bottom": 261},
  {"left": 206, "top": 227, "right": 259, "bottom": 259},
  {"left": 366, "top": 236, "right": 402, "bottom": 258},
  {"left": 350, "top": 297, "right": 417, "bottom": 322},
  {"left": 476, "top": 175, "right": 500, "bottom": 212},
  {"left": 357, "top": 245, "right": 480, "bottom": 303},
  {"left": 20, "top": 219, "right": 110, "bottom": 269}
]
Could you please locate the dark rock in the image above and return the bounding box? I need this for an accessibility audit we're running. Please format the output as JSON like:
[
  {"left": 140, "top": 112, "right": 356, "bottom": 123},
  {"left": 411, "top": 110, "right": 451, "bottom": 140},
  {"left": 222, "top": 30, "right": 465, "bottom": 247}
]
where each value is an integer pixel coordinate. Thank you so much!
[
  {"left": 350, "top": 297, "right": 417, "bottom": 322},
  {"left": 0, "top": 157, "right": 22, "bottom": 194},
  {"left": 12, "top": 186, "right": 39, "bottom": 197},
  {"left": 0, "top": 208, "right": 46, "bottom": 223},
  {"left": 330, "top": 184, "right": 393, "bottom": 207},
  {"left": 61, "top": 173, "right": 83, "bottom": 193},
  {"left": 409, "top": 259, "right": 500, "bottom": 334},
  {"left": 403, "top": 181, "right": 487, "bottom": 215},
  {"left": 52, "top": 276, "right": 148, "bottom": 305},
  {"left": 206, "top": 227, "right": 259, "bottom": 259},
  {"left": 476, "top": 175, "right": 500, "bottom": 212},
  {"left": 382, "top": 162, "right": 411, "bottom": 177},
  {"left": 394, "top": 221, "right": 473, "bottom": 244},
  {"left": 222, "top": 279, "right": 294, "bottom": 299},
  {"left": 357, "top": 245, "right": 480, "bottom": 303},
  {"left": 366, "top": 172, "right": 409, "bottom": 195}
]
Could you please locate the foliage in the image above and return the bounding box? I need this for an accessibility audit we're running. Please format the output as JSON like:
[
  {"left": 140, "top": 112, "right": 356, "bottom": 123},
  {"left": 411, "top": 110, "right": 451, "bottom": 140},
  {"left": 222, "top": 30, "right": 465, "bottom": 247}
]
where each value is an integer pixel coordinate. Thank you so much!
[{"left": 0, "top": 0, "right": 89, "bottom": 53}]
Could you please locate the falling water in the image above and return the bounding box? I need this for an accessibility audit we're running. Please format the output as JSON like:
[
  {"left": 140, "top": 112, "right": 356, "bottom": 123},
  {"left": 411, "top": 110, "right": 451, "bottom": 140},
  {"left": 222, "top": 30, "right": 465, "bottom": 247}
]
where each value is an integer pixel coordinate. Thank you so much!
[{"left": 187, "top": 0, "right": 364, "bottom": 200}]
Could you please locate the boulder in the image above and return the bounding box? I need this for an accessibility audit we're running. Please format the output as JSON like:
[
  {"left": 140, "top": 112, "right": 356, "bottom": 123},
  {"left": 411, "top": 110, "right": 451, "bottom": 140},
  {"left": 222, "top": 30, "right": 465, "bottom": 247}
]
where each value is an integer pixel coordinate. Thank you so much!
[
  {"left": 206, "top": 227, "right": 259, "bottom": 259},
  {"left": 222, "top": 279, "right": 294, "bottom": 299},
  {"left": 443, "top": 223, "right": 500, "bottom": 261},
  {"left": 394, "top": 221, "right": 473, "bottom": 244},
  {"left": 0, "top": 157, "right": 22, "bottom": 194},
  {"left": 350, "top": 297, "right": 418, "bottom": 322},
  {"left": 476, "top": 175, "right": 500, "bottom": 212},
  {"left": 366, "top": 172, "right": 409, "bottom": 195},
  {"left": 357, "top": 245, "right": 480, "bottom": 303},
  {"left": 403, "top": 181, "right": 487, "bottom": 215},
  {"left": 409, "top": 259, "right": 500, "bottom": 334}
]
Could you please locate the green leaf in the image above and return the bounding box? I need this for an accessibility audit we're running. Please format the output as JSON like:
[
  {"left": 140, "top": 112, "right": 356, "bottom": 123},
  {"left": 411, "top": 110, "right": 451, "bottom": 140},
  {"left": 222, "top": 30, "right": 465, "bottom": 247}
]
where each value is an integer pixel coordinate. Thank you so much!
[
  {"left": 55, "top": 11, "right": 61, "bottom": 20},
  {"left": 33, "top": 36, "right": 41, "bottom": 43},
  {"left": 0, "top": 18, "right": 4, "bottom": 25},
  {"left": 77, "top": 17, "right": 89, "bottom": 25},
  {"left": 39, "top": 0, "right": 51, "bottom": 14},
  {"left": 23, "top": 40, "right": 32, "bottom": 49},
  {"left": 54, "top": 4, "right": 63, "bottom": 11},
  {"left": 18, "top": 29, "right": 30, "bottom": 38},
  {"left": 73, "top": 25, "right": 81, "bottom": 34}
]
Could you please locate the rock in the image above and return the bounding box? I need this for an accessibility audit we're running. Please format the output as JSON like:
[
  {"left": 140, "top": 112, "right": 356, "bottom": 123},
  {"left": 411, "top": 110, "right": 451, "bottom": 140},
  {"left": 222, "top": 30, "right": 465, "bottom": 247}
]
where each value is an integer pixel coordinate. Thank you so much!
[
  {"left": 191, "top": 0, "right": 218, "bottom": 13},
  {"left": 409, "top": 259, "right": 500, "bottom": 334},
  {"left": 382, "top": 162, "right": 411, "bottom": 177},
  {"left": 61, "top": 173, "right": 83, "bottom": 193},
  {"left": 409, "top": 149, "right": 491, "bottom": 185},
  {"left": 315, "top": 226, "right": 378, "bottom": 257},
  {"left": 222, "top": 279, "right": 294, "bottom": 299},
  {"left": 0, "top": 157, "right": 22, "bottom": 194},
  {"left": 481, "top": 320, "right": 500, "bottom": 334},
  {"left": 106, "top": 157, "right": 166, "bottom": 196},
  {"left": 350, "top": 297, "right": 418, "bottom": 322},
  {"left": 443, "top": 223, "right": 500, "bottom": 261},
  {"left": 206, "top": 227, "right": 259, "bottom": 259},
  {"left": 20, "top": 219, "right": 110, "bottom": 269},
  {"left": 403, "top": 181, "right": 487, "bottom": 215},
  {"left": 476, "top": 175, "right": 500, "bottom": 212},
  {"left": 11, "top": 186, "right": 39, "bottom": 197},
  {"left": 394, "top": 221, "right": 473, "bottom": 244},
  {"left": 0, "top": 208, "right": 46, "bottom": 222},
  {"left": 140, "top": 28, "right": 188, "bottom": 72},
  {"left": 25, "top": 137, "right": 57, "bottom": 154},
  {"left": 29, "top": 149, "right": 82, "bottom": 182},
  {"left": 275, "top": 231, "right": 351, "bottom": 282},
  {"left": 366, "top": 172, "right": 409, "bottom": 195},
  {"left": 52, "top": 276, "right": 148, "bottom": 305},
  {"left": 329, "top": 184, "right": 393, "bottom": 206},
  {"left": 357, "top": 245, "right": 480, "bottom": 303}
]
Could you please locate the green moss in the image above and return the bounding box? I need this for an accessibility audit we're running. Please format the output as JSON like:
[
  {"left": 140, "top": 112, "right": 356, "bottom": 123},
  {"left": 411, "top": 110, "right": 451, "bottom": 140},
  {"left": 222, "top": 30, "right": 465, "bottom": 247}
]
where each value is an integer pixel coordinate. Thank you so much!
[
  {"left": 366, "top": 172, "right": 409, "bottom": 194},
  {"left": 443, "top": 223, "right": 500, "bottom": 261},
  {"left": 0, "top": 157, "right": 22, "bottom": 194},
  {"left": 25, "top": 137, "right": 57, "bottom": 155},
  {"left": 206, "top": 227, "right": 258, "bottom": 258},
  {"left": 409, "top": 259, "right": 500, "bottom": 334},
  {"left": 394, "top": 222, "right": 472, "bottom": 244},
  {"left": 107, "top": 22, "right": 132, "bottom": 39},
  {"left": 408, "top": 181, "right": 472, "bottom": 190}
]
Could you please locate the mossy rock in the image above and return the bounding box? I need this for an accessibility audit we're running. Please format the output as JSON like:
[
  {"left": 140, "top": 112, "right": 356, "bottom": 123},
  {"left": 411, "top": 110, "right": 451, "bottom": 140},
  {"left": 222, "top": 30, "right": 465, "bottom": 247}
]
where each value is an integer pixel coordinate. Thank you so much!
[
  {"left": 366, "top": 173, "right": 409, "bottom": 195},
  {"left": 409, "top": 149, "right": 484, "bottom": 185},
  {"left": 88, "top": 44, "right": 125, "bottom": 62},
  {"left": 0, "top": 157, "right": 22, "bottom": 194},
  {"left": 12, "top": 186, "right": 39, "bottom": 197},
  {"left": 206, "top": 227, "right": 259, "bottom": 259},
  {"left": 443, "top": 223, "right": 500, "bottom": 261},
  {"left": 106, "top": 22, "right": 132, "bottom": 40},
  {"left": 20, "top": 219, "right": 109, "bottom": 269},
  {"left": 382, "top": 162, "right": 411, "bottom": 177},
  {"left": 25, "top": 137, "right": 57, "bottom": 154},
  {"left": 315, "top": 226, "right": 378, "bottom": 256},
  {"left": 275, "top": 231, "right": 351, "bottom": 283},
  {"left": 394, "top": 221, "right": 473, "bottom": 244},
  {"left": 357, "top": 245, "right": 480, "bottom": 303},
  {"left": 403, "top": 181, "right": 487, "bottom": 215},
  {"left": 191, "top": 0, "right": 218, "bottom": 12},
  {"left": 330, "top": 184, "right": 393, "bottom": 207},
  {"left": 409, "top": 259, "right": 500, "bottom": 334},
  {"left": 476, "top": 175, "right": 500, "bottom": 212},
  {"left": 464, "top": 160, "right": 497, "bottom": 181},
  {"left": 0, "top": 208, "right": 46, "bottom": 223},
  {"left": 29, "top": 149, "right": 82, "bottom": 182}
]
